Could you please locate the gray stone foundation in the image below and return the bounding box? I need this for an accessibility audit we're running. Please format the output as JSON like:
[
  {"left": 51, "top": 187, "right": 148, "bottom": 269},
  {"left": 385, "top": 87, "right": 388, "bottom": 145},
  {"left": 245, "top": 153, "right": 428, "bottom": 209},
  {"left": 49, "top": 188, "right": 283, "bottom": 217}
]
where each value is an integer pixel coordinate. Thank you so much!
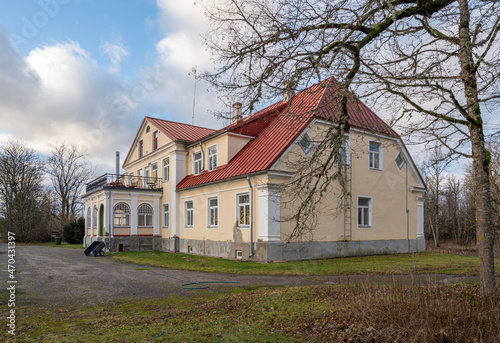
[{"left": 83, "top": 236, "right": 425, "bottom": 261}]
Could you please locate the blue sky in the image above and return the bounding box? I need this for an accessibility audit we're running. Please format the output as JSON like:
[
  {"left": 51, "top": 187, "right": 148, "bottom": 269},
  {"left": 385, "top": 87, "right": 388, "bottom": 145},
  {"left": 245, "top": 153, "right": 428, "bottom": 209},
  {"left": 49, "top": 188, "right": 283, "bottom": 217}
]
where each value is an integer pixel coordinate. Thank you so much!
[{"left": 0, "top": 0, "right": 222, "bottom": 175}]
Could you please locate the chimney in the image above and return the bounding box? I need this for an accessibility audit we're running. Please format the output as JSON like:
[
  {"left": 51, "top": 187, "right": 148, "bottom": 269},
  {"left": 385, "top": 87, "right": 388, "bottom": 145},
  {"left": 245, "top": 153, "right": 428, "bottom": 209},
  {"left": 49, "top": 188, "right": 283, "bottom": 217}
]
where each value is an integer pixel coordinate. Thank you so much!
[
  {"left": 115, "top": 151, "right": 120, "bottom": 175},
  {"left": 283, "top": 81, "right": 295, "bottom": 102},
  {"left": 232, "top": 102, "right": 242, "bottom": 123}
]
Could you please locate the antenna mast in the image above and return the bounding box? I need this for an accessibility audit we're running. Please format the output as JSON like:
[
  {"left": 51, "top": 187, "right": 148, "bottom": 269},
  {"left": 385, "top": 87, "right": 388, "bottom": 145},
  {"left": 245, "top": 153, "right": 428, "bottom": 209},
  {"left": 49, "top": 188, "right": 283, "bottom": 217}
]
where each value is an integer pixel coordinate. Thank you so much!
[{"left": 191, "top": 66, "right": 197, "bottom": 125}]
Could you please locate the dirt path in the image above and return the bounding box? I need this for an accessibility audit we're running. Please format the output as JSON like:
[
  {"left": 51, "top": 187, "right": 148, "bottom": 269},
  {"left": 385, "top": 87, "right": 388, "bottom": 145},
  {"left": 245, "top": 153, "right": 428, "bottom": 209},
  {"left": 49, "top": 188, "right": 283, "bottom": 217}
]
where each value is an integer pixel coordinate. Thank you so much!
[{"left": 0, "top": 244, "right": 483, "bottom": 307}]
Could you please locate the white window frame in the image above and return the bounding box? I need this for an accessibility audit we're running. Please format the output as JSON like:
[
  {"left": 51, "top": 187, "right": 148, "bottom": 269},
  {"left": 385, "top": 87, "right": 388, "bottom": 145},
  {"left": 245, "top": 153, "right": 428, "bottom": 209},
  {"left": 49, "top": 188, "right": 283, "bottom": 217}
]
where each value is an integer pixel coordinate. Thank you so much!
[
  {"left": 92, "top": 205, "right": 98, "bottom": 228},
  {"left": 336, "top": 134, "right": 350, "bottom": 166},
  {"left": 185, "top": 200, "right": 194, "bottom": 228},
  {"left": 163, "top": 157, "right": 170, "bottom": 182},
  {"left": 138, "top": 203, "right": 153, "bottom": 227},
  {"left": 207, "top": 196, "right": 219, "bottom": 228},
  {"left": 113, "top": 202, "right": 130, "bottom": 227},
  {"left": 368, "top": 140, "right": 383, "bottom": 170},
  {"left": 236, "top": 192, "right": 251, "bottom": 227},
  {"left": 207, "top": 144, "right": 217, "bottom": 171},
  {"left": 86, "top": 206, "right": 91, "bottom": 228},
  {"left": 357, "top": 196, "right": 372, "bottom": 228},
  {"left": 138, "top": 139, "right": 143, "bottom": 158},
  {"left": 193, "top": 151, "right": 202, "bottom": 175},
  {"left": 162, "top": 203, "right": 170, "bottom": 228},
  {"left": 394, "top": 152, "right": 406, "bottom": 170},
  {"left": 297, "top": 132, "right": 315, "bottom": 156},
  {"left": 151, "top": 162, "right": 158, "bottom": 180}
]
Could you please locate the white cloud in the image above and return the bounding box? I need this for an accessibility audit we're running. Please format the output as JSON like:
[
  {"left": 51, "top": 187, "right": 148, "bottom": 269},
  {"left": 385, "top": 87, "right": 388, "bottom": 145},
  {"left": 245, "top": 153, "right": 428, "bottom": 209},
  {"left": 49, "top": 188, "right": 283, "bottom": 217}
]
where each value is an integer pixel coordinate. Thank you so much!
[{"left": 101, "top": 38, "right": 128, "bottom": 74}]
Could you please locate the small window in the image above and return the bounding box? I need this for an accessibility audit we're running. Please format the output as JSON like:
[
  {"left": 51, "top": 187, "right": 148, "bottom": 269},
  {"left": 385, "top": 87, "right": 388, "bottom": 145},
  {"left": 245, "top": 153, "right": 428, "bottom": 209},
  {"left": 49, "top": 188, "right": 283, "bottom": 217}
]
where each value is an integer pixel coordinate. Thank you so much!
[
  {"left": 208, "top": 145, "right": 217, "bottom": 171},
  {"left": 146, "top": 125, "right": 150, "bottom": 133},
  {"left": 237, "top": 193, "right": 250, "bottom": 226},
  {"left": 163, "top": 157, "right": 170, "bottom": 182},
  {"left": 92, "top": 205, "right": 98, "bottom": 228},
  {"left": 138, "top": 203, "right": 153, "bottom": 227},
  {"left": 193, "top": 151, "right": 202, "bottom": 175},
  {"left": 357, "top": 197, "right": 372, "bottom": 228},
  {"left": 298, "top": 133, "right": 314, "bottom": 155},
  {"left": 369, "top": 141, "right": 382, "bottom": 170},
  {"left": 208, "top": 197, "right": 218, "bottom": 227},
  {"left": 162, "top": 203, "right": 169, "bottom": 228},
  {"left": 335, "top": 136, "right": 350, "bottom": 165},
  {"left": 152, "top": 131, "right": 158, "bottom": 151},
  {"left": 86, "top": 207, "right": 91, "bottom": 228},
  {"left": 138, "top": 140, "right": 144, "bottom": 158},
  {"left": 235, "top": 250, "right": 243, "bottom": 260},
  {"left": 395, "top": 152, "right": 406, "bottom": 170},
  {"left": 185, "top": 201, "right": 194, "bottom": 227},
  {"left": 113, "top": 203, "right": 130, "bottom": 227}
]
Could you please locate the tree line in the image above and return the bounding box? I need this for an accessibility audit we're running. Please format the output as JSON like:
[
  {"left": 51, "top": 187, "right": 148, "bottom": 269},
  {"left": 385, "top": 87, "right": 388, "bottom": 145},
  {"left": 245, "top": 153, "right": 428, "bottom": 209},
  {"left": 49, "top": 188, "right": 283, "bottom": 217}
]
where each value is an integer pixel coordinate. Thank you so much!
[
  {"left": 423, "top": 140, "right": 500, "bottom": 247},
  {"left": 0, "top": 139, "right": 93, "bottom": 242}
]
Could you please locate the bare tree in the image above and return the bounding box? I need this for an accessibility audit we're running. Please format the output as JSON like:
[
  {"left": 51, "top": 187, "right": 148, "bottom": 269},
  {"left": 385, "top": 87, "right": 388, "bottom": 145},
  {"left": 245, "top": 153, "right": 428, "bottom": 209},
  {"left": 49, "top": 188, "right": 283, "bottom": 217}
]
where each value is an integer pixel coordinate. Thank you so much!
[
  {"left": 0, "top": 139, "right": 47, "bottom": 241},
  {"left": 201, "top": 0, "right": 499, "bottom": 295},
  {"left": 46, "top": 143, "right": 94, "bottom": 230}
]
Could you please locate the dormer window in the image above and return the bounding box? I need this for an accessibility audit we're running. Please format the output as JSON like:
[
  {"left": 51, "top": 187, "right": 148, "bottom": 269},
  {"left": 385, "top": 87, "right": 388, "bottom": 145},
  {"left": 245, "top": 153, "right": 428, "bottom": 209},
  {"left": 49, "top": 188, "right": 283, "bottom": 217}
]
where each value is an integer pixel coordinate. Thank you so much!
[
  {"left": 138, "top": 140, "right": 143, "bottom": 158},
  {"left": 208, "top": 145, "right": 217, "bottom": 171},
  {"left": 194, "top": 151, "right": 202, "bottom": 175},
  {"left": 298, "top": 133, "right": 314, "bottom": 156},
  {"left": 152, "top": 131, "right": 158, "bottom": 151}
]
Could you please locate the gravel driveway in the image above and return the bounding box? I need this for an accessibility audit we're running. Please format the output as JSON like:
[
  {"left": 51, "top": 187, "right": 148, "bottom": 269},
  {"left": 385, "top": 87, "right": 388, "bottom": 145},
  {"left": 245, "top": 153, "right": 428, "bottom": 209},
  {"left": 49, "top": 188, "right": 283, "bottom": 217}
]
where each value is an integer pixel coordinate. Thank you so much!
[{"left": 0, "top": 243, "right": 482, "bottom": 307}]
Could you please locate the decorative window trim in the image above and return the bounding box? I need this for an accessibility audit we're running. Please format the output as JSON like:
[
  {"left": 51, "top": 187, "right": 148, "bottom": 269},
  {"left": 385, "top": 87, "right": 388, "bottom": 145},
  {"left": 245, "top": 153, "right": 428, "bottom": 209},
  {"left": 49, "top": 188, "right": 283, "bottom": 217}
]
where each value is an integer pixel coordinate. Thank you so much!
[
  {"left": 207, "top": 196, "right": 219, "bottom": 228},
  {"left": 163, "top": 157, "right": 170, "bottom": 182},
  {"left": 236, "top": 192, "right": 251, "bottom": 227},
  {"left": 185, "top": 200, "right": 194, "bottom": 228},
  {"left": 138, "top": 203, "right": 153, "bottom": 228},
  {"left": 86, "top": 206, "right": 91, "bottom": 228},
  {"left": 368, "top": 140, "right": 383, "bottom": 171},
  {"left": 297, "top": 132, "right": 315, "bottom": 156},
  {"left": 193, "top": 151, "right": 202, "bottom": 175},
  {"left": 395, "top": 152, "right": 406, "bottom": 170},
  {"left": 113, "top": 202, "right": 131, "bottom": 227},
  {"left": 357, "top": 196, "right": 373, "bottom": 228},
  {"left": 207, "top": 144, "right": 217, "bottom": 171},
  {"left": 162, "top": 203, "right": 170, "bottom": 228}
]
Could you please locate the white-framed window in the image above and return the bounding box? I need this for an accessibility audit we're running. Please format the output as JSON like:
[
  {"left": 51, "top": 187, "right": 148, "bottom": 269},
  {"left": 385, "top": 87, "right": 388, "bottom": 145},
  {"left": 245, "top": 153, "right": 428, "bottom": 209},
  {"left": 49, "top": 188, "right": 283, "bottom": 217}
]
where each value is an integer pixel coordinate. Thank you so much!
[
  {"left": 235, "top": 250, "right": 243, "bottom": 260},
  {"left": 207, "top": 145, "right": 217, "bottom": 171},
  {"left": 138, "top": 203, "right": 153, "bottom": 227},
  {"left": 163, "top": 157, "right": 170, "bottom": 182},
  {"left": 395, "top": 152, "right": 406, "bottom": 170},
  {"left": 138, "top": 140, "right": 143, "bottom": 158},
  {"left": 137, "top": 169, "right": 142, "bottom": 188},
  {"left": 113, "top": 203, "right": 130, "bottom": 227},
  {"left": 185, "top": 201, "right": 194, "bottom": 227},
  {"left": 152, "top": 130, "right": 158, "bottom": 151},
  {"left": 151, "top": 162, "right": 158, "bottom": 180},
  {"left": 162, "top": 203, "right": 169, "bottom": 228},
  {"left": 193, "top": 151, "right": 202, "bottom": 175},
  {"left": 92, "top": 205, "right": 98, "bottom": 228},
  {"left": 86, "top": 207, "right": 91, "bottom": 228},
  {"left": 237, "top": 193, "right": 250, "bottom": 227},
  {"left": 357, "top": 196, "right": 372, "bottom": 228},
  {"left": 298, "top": 133, "right": 314, "bottom": 155},
  {"left": 335, "top": 135, "right": 350, "bottom": 165},
  {"left": 207, "top": 196, "right": 219, "bottom": 227},
  {"left": 368, "top": 141, "right": 382, "bottom": 170}
]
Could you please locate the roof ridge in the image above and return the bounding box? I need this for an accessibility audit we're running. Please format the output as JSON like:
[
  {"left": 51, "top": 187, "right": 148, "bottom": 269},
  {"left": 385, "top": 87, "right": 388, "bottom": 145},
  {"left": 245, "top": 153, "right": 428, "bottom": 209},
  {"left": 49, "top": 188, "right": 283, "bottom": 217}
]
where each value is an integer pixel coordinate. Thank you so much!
[{"left": 145, "top": 116, "right": 217, "bottom": 131}]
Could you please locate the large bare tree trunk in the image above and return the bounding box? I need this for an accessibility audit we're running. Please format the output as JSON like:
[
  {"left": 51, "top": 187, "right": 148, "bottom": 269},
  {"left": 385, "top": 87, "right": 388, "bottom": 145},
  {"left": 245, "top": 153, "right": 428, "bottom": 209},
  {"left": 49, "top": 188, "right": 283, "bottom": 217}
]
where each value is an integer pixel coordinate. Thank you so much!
[{"left": 457, "top": 0, "right": 496, "bottom": 296}]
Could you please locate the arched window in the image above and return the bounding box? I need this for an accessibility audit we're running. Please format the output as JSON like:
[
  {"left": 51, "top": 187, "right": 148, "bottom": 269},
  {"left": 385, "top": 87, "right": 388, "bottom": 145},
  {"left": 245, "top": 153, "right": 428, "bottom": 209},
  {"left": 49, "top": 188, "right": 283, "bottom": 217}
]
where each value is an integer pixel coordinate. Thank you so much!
[
  {"left": 138, "top": 203, "right": 153, "bottom": 227},
  {"left": 92, "top": 206, "right": 98, "bottom": 228},
  {"left": 86, "top": 207, "right": 91, "bottom": 228},
  {"left": 113, "top": 203, "right": 130, "bottom": 227}
]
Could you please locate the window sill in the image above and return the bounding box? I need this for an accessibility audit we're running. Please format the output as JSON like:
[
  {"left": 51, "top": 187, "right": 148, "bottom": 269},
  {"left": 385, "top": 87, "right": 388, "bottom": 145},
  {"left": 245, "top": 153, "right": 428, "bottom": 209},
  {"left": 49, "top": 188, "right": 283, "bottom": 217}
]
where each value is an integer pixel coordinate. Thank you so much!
[
  {"left": 162, "top": 227, "right": 169, "bottom": 229},
  {"left": 207, "top": 226, "right": 219, "bottom": 229},
  {"left": 237, "top": 225, "right": 250, "bottom": 229},
  {"left": 368, "top": 167, "right": 382, "bottom": 171},
  {"left": 184, "top": 226, "right": 194, "bottom": 229},
  {"left": 357, "top": 225, "right": 372, "bottom": 229}
]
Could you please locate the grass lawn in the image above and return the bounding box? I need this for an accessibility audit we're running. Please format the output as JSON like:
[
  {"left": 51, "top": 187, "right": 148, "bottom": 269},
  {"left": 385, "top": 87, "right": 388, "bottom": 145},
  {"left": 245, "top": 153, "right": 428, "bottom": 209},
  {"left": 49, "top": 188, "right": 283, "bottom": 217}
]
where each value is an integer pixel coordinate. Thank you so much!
[
  {"left": 111, "top": 251, "right": 500, "bottom": 276},
  {"left": 2, "top": 283, "right": 498, "bottom": 342},
  {"left": 17, "top": 242, "right": 84, "bottom": 249}
]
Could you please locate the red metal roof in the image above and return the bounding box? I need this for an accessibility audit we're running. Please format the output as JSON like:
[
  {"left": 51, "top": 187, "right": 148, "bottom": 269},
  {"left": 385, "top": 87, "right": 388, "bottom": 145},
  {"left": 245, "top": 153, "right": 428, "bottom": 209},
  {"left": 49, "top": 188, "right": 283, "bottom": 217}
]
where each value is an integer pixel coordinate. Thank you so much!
[{"left": 146, "top": 116, "right": 217, "bottom": 143}]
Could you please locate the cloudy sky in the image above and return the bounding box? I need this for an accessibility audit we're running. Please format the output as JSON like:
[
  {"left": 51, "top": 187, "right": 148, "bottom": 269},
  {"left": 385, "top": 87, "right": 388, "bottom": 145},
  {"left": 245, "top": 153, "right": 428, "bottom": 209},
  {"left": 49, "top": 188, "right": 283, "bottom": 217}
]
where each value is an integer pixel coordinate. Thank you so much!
[{"left": 0, "top": 0, "right": 222, "bottom": 175}]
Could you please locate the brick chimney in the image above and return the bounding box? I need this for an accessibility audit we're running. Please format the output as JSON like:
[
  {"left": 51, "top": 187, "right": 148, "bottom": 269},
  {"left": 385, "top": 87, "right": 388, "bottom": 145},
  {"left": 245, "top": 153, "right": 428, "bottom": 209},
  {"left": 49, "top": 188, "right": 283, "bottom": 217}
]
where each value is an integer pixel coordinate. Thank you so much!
[{"left": 232, "top": 102, "right": 242, "bottom": 123}]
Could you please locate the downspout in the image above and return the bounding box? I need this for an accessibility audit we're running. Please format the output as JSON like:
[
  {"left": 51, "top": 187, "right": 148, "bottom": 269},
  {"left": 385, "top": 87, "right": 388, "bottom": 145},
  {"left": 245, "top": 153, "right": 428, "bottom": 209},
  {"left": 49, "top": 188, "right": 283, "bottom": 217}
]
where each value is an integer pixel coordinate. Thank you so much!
[
  {"left": 406, "top": 159, "right": 410, "bottom": 253},
  {"left": 247, "top": 176, "right": 254, "bottom": 258}
]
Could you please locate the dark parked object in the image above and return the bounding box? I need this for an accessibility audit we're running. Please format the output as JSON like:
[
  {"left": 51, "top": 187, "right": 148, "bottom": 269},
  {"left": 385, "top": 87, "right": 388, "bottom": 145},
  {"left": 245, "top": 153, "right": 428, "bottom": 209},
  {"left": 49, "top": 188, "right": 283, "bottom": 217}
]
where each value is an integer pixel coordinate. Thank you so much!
[
  {"left": 84, "top": 241, "right": 106, "bottom": 257},
  {"left": 55, "top": 237, "right": 62, "bottom": 245}
]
